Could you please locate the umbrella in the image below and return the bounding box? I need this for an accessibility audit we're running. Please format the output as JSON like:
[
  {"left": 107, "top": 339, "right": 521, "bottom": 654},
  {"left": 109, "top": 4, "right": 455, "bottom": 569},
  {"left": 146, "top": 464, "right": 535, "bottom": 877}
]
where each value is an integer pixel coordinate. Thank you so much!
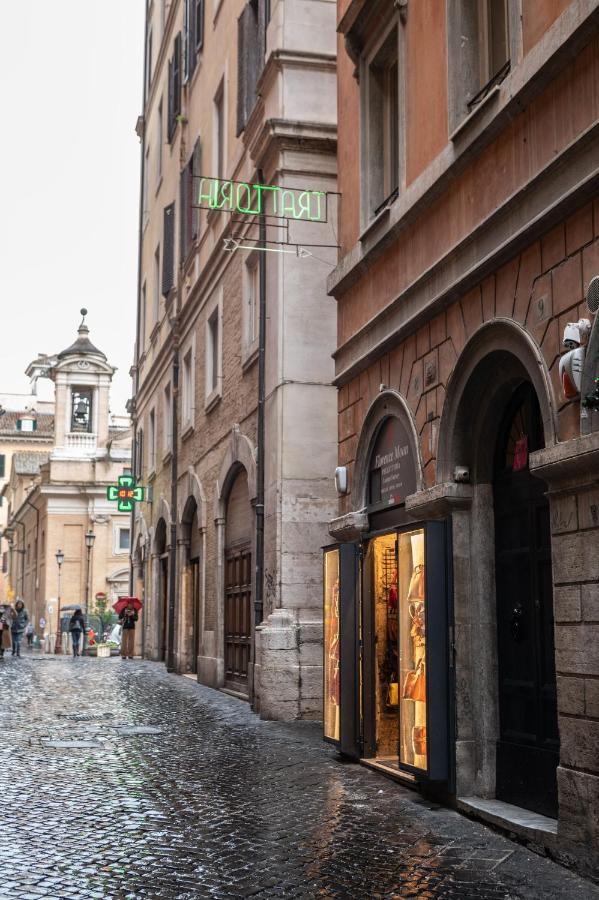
[{"left": 113, "top": 597, "right": 143, "bottom": 614}]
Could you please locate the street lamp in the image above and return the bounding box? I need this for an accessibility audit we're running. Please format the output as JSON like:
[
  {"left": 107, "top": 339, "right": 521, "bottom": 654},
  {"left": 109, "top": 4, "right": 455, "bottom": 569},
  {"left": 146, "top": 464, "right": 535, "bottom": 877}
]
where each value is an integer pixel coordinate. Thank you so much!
[
  {"left": 84, "top": 529, "right": 96, "bottom": 618},
  {"left": 55, "top": 549, "right": 64, "bottom": 655}
]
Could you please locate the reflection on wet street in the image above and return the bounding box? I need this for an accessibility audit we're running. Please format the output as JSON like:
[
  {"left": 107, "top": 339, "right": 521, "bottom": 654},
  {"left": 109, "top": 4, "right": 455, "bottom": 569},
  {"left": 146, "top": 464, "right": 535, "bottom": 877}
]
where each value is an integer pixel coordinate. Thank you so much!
[{"left": 0, "top": 655, "right": 596, "bottom": 899}]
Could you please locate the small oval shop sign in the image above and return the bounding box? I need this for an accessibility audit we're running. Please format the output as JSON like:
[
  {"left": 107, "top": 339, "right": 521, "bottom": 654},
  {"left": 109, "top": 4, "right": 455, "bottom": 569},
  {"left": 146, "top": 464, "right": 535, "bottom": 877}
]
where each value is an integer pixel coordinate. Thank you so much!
[{"left": 369, "top": 416, "right": 417, "bottom": 507}]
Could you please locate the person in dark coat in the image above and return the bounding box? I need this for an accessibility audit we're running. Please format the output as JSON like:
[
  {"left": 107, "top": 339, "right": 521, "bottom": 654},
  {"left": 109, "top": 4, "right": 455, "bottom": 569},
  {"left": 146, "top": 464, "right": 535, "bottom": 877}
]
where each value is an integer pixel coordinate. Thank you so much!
[
  {"left": 68, "top": 608, "right": 86, "bottom": 657},
  {"left": 118, "top": 603, "right": 138, "bottom": 659},
  {"left": 11, "top": 600, "right": 28, "bottom": 658}
]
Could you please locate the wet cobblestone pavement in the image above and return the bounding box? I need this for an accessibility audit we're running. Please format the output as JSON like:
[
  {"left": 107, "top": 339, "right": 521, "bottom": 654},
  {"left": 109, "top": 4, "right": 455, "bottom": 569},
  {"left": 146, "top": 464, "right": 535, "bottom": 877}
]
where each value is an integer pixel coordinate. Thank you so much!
[{"left": 1, "top": 655, "right": 597, "bottom": 899}]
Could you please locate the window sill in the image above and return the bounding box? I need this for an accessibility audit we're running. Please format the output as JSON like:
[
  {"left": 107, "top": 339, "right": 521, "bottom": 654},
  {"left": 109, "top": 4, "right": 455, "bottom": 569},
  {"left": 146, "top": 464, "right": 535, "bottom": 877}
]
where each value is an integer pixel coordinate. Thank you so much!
[
  {"left": 162, "top": 449, "right": 172, "bottom": 466},
  {"left": 241, "top": 342, "right": 259, "bottom": 373},
  {"left": 155, "top": 174, "right": 163, "bottom": 197},
  {"left": 181, "top": 421, "right": 195, "bottom": 441},
  {"left": 147, "top": 469, "right": 156, "bottom": 483},
  {"left": 449, "top": 83, "right": 502, "bottom": 143},
  {"left": 359, "top": 204, "right": 391, "bottom": 246},
  {"left": 204, "top": 388, "right": 222, "bottom": 414}
]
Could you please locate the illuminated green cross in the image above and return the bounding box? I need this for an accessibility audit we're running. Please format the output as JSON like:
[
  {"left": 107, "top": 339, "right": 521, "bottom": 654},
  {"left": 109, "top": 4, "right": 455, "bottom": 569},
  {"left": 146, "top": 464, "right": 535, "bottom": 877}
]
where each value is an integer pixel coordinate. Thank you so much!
[{"left": 107, "top": 475, "right": 145, "bottom": 512}]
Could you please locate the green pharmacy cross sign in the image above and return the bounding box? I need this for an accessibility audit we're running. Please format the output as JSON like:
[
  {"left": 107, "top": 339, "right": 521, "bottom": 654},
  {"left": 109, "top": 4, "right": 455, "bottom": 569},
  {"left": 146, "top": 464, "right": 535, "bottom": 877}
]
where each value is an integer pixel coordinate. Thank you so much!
[{"left": 107, "top": 475, "right": 145, "bottom": 513}]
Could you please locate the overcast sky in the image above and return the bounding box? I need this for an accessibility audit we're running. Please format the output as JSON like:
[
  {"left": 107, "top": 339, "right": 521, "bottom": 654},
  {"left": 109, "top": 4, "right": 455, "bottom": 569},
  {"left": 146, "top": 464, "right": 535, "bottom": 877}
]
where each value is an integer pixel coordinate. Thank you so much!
[{"left": 0, "top": 1, "right": 145, "bottom": 415}]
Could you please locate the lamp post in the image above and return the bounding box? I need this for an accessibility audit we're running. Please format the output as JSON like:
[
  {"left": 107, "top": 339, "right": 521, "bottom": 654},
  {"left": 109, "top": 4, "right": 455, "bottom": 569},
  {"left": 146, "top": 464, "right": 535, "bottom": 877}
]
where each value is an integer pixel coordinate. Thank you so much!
[
  {"left": 55, "top": 549, "right": 64, "bottom": 654},
  {"left": 84, "top": 529, "right": 96, "bottom": 618}
]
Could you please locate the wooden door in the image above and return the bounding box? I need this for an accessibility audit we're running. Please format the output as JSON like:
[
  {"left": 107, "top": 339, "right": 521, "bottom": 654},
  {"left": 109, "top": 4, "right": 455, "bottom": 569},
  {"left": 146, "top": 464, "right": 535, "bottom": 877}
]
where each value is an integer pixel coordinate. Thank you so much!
[
  {"left": 224, "top": 546, "right": 252, "bottom": 695},
  {"left": 493, "top": 383, "right": 559, "bottom": 818},
  {"left": 191, "top": 558, "right": 200, "bottom": 675}
]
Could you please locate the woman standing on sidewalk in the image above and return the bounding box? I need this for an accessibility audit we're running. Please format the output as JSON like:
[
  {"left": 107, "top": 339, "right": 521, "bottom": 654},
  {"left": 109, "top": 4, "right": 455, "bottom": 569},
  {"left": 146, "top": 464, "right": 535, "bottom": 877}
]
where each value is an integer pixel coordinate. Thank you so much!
[
  {"left": 0, "top": 605, "right": 13, "bottom": 658},
  {"left": 68, "top": 608, "right": 85, "bottom": 657},
  {"left": 118, "top": 603, "right": 138, "bottom": 659},
  {"left": 11, "top": 600, "right": 28, "bottom": 658}
]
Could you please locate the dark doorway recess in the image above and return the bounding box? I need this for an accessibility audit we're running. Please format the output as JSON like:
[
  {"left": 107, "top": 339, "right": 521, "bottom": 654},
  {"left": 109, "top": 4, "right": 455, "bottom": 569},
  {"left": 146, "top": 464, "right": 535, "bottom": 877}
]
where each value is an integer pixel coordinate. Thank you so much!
[{"left": 493, "top": 382, "right": 559, "bottom": 818}]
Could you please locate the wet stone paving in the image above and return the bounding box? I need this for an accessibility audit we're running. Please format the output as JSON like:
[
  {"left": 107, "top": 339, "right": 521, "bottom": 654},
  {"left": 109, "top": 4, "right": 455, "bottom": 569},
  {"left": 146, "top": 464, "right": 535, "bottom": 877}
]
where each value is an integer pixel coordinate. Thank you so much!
[{"left": 1, "top": 655, "right": 598, "bottom": 900}]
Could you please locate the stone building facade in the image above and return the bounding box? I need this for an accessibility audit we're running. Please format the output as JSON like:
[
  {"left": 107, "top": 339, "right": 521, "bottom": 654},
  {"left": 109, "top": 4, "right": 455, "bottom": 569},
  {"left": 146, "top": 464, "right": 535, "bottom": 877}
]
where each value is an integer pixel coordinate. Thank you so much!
[
  {"left": 327, "top": 0, "right": 599, "bottom": 878},
  {"left": 2, "top": 318, "right": 132, "bottom": 640},
  {"left": 132, "top": 0, "right": 338, "bottom": 719}
]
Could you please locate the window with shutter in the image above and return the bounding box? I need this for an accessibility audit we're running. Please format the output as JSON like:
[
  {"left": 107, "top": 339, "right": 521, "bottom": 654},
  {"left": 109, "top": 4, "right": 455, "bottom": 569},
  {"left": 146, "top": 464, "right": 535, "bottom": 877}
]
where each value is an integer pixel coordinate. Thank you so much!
[
  {"left": 236, "top": 1, "right": 265, "bottom": 136},
  {"left": 167, "top": 34, "right": 182, "bottom": 142},
  {"left": 192, "top": 139, "right": 201, "bottom": 239},
  {"left": 0, "top": 455, "right": 5, "bottom": 478},
  {"left": 162, "top": 203, "right": 176, "bottom": 297}
]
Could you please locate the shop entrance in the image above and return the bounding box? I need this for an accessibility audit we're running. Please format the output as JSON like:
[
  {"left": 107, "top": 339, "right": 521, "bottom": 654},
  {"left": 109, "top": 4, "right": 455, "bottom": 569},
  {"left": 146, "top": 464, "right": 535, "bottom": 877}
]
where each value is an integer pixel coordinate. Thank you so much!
[
  {"left": 493, "top": 382, "right": 559, "bottom": 818},
  {"left": 362, "top": 528, "right": 428, "bottom": 773}
]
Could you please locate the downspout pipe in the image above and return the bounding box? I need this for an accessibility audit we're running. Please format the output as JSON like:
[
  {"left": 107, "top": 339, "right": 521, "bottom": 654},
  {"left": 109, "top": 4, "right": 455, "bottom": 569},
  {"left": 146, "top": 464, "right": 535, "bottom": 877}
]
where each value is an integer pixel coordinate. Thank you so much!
[
  {"left": 254, "top": 168, "right": 267, "bottom": 629},
  {"left": 166, "top": 336, "right": 179, "bottom": 673},
  {"left": 129, "top": 0, "right": 150, "bottom": 598}
]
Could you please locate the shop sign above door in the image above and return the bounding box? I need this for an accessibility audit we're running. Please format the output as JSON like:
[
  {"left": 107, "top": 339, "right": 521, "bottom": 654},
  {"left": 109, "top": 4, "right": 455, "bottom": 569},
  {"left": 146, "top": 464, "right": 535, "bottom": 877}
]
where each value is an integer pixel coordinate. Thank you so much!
[{"left": 369, "top": 416, "right": 417, "bottom": 507}]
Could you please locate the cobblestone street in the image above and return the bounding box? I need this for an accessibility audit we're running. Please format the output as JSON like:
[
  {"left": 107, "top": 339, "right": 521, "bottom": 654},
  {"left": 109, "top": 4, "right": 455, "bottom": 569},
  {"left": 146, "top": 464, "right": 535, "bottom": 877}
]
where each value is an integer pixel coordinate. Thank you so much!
[{"left": 0, "top": 655, "right": 596, "bottom": 900}]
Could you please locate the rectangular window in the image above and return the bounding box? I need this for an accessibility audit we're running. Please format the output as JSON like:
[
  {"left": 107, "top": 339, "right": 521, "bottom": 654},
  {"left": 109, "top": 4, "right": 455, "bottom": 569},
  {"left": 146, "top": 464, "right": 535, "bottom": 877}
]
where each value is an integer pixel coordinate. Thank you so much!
[
  {"left": 245, "top": 256, "right": 260, "bottom": 346},
  {"left": 157, "top": 98, "right": 163, "bottom": 183},
  {"left": 0, "top": 455, "right": 5, "bottom": 479},
  {"left": 366, "top": 27, "right": 399, "bottom": 216},
  {"left": 182, "top": 347, "right": 194, "bottom": 426},
  {"left": 143, "top": 145, "right": 150, "bottom": 228},
  {"left": 153, "top": 246, "right": 160, "bottom": 324},
  {"left": 136, "top": 428, "right": 144, "bottom": 477},
  {"left": 478, "top": 0, "right": 509, "bottom": 89},
  {"left": 180, "top": 139, "right": 201, "bottom": 261},
  {"left": 163, "top": 383, "right": 172, "bottom": 452},
  {"left": 119, "top": 528, "right": 131, "bottom": 551},
  {"left": 162, "top": 203, "right": 176, "bottom": 297},
  {"left": 146, "top": 28, "right": 153, "bottom": 99},
  {"left": 214, "top": 80, "right": 225, "bottom": 180},
  {"left": 140, "top": 282, "right": 147, "bottom": 350},
  {"left": 149, "top": 410, "right": 156, "bottom": 472},
  {"left": 206, "top": 305, "right": 221, "bottom": 398},
  {"left": 168, "top": 33, "right": 182, "bottom": 142},
  {"left": 236, "top": 0, "right": 265, "bottom": 135}
]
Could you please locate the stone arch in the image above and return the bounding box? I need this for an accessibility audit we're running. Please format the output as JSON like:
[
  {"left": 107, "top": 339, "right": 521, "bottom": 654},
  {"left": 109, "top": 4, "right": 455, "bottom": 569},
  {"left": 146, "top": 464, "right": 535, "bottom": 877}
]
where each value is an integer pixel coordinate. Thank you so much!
[
  {"left": 437, "top": 318, "right": 557, "bottom": 484},
  {"left": 215, "top": 426, "right": 257, "bottom": 517},
  {"left": 153, "top": 517, "right": 168, "bottom": 555},
  {"left": 133, "top": 514, "right": 149, "bottom": 557},
  {"left": 178, "top": 468, "right": 207, "bottom": 532},
  {"left": 353, "top": 389, "right": 424, "bottom": 510}
]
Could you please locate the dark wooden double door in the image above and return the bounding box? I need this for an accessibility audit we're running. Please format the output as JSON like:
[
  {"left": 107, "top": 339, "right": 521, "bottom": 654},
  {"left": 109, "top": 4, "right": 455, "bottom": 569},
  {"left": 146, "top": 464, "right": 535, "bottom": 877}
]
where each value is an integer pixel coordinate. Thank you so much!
[
  {"left": 493, "top": 383, "right": 559, "bottom": 818},
  {"left": 224, "top": 546, "right": 252, "bottom": 695}
]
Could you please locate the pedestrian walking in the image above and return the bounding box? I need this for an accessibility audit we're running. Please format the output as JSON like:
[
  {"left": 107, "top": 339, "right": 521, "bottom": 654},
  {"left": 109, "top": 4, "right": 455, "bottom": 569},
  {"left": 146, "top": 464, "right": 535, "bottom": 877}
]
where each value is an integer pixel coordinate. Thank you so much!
[
  {"left": 68, "top": 608, "right": 86, "bottom": 657},
  {"left": 0, "top": 604, "right": 13, "bottom": 659},
  {"left": 118, "top": 603, "right": 138, "bottom": 659},
  {"left": 25, "top": 621, "right": 34, "bottom": 648},
  {"left": 11, "top": 600, "right": 28, "bottom": 658}
]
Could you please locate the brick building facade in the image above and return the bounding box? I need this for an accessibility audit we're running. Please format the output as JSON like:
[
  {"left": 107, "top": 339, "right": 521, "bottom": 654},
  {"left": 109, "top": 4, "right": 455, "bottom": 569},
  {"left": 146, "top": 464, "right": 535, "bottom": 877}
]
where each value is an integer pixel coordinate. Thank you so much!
[{"left": 326, "top": 0, "right": 599, "bottom": 877}]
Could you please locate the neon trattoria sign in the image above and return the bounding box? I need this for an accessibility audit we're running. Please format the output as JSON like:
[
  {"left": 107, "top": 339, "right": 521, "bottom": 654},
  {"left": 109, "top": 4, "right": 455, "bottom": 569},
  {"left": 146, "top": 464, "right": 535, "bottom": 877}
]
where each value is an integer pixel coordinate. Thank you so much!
[{"left": 194, "top": 176, "right": 327, "bottom": 223}]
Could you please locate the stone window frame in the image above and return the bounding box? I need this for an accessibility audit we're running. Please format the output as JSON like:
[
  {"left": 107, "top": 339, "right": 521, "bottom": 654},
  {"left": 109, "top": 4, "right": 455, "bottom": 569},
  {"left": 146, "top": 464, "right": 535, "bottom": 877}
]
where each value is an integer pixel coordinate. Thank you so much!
[
  {"left": 114, "top": 523, "right": 131, "bottom": 555},
  {"left": 446, "top": 0, "right": 523, "bottom": 138},
  {"left": 162, "top": 381, "right": 172, "bottom": 457},
  {"left": 359, "top": 9, "right": 406, "bottom": 231},
  {"left": 241, "top": 250, "right": 260, "bottom": 370},
  {"left": 181, "top": 333, "right": 196, "bottom": 437},
  {"left": 204, "top": 288, "right": 223, "bottom": 412}
]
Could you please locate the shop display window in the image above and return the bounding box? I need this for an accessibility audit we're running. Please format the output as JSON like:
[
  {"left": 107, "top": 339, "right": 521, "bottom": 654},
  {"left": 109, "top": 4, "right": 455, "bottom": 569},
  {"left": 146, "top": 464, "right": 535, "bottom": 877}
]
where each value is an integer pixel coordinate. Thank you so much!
[
  {"left": 323, "top": 548, "right": 340, "bottom": 742},
  {"left": 398, "top": 528, "right": 427, "bottom": 769}
]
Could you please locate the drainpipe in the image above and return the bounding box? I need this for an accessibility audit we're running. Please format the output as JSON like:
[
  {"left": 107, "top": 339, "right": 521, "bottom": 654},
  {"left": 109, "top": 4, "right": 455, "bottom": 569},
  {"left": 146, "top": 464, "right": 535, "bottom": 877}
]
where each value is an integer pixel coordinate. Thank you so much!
[
  {"left": 166, "top": 334, "right": 179, "bottom": 673},
  {"left": 129, "top": 0, "right": 150, "bottom": 598},
  {"left": 254, "top": 168, "right": 267, "bottom": 629}
]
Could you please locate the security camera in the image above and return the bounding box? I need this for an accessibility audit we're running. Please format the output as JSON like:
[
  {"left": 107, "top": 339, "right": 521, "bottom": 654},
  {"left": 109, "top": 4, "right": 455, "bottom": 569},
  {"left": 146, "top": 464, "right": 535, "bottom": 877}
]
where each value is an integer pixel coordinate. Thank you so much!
[
  {"left": 335, "top": 466, "right": 348, "bottom": 495},
  {"left": 559, "top": 318, "right": 591, "bottom": 399},
  {"left": 454, "top": 466, "right": 470, "bottom": 483}
]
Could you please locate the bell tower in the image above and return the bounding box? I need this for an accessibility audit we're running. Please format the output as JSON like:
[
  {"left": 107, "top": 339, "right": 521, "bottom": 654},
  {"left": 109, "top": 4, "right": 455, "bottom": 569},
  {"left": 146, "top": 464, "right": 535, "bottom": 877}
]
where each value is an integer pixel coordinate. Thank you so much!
[{"left": 50, "top": 309, "right": 116, "bottom": 458}]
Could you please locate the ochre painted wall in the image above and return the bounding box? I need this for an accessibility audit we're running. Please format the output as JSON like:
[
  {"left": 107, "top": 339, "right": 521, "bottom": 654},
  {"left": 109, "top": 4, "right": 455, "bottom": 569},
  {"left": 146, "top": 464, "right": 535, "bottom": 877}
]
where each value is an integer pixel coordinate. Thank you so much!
[{"left": 523, "top": 0, "right": 572, "bottom": 55}]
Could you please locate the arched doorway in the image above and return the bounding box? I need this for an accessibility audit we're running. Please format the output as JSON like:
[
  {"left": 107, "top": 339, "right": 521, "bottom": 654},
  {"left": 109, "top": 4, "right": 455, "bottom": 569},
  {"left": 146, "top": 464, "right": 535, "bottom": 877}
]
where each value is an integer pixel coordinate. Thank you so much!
[
  {"left": 493, "top": 382, "right": 558, "bottom": 817},
  {"left": 224, "top": 467, "right": 253, "bottom": 695},
  {"left": 180, "top": 496, "right": 202, "bottom": 675},
  {"left": 154, "top": 518, "right": 168, "bottom": 662}
]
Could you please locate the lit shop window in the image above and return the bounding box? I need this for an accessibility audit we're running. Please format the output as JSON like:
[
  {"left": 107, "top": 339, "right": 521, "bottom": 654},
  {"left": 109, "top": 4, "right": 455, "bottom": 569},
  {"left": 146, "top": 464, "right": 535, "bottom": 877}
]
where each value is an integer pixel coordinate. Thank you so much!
[{"left": 323, "top": 547, "right": 341, "bottom": 743}]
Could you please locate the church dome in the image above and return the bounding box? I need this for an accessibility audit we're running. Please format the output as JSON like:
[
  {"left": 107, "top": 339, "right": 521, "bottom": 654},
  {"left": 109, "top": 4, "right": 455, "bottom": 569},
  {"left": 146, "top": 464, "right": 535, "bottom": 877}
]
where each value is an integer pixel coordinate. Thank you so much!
[{"left": 57, "top": 309, "right": 107, "bottom": 361}]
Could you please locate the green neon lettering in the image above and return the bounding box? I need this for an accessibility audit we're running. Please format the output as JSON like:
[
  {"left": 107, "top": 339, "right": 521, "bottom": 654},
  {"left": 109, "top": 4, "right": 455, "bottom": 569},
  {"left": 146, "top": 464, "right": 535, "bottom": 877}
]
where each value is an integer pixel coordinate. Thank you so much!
[
  {"left": 310, "top": 192, "right": 326, "bottom": 222},
  {"left": 197, "top": 177, "right": 215, "bottom": 207},
  {"left": 236, "top": 182, "right": 260, "bottom": 215},
  {"left": 215, "top": 180, "right": 234, "bottom": 211},
  {"left": 279, "top": 189, "right": 299, "bottom": 219},
  {"left": 296, "top": 191, "right": 311, "bottom": 220}
]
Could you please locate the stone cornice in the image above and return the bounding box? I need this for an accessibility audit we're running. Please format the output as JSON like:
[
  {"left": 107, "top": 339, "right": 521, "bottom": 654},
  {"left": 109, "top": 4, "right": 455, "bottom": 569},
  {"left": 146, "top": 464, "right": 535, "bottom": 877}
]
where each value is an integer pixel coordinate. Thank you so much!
[{"left": 530, "top": 431, "right": 599, "bottom": 490}]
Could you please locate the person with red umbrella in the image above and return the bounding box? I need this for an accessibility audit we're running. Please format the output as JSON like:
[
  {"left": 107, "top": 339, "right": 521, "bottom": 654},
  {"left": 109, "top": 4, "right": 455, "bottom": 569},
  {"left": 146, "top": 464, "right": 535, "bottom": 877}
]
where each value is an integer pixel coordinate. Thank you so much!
[{"left": 113, "top": 597, "right": 142, "bottom": 660}]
